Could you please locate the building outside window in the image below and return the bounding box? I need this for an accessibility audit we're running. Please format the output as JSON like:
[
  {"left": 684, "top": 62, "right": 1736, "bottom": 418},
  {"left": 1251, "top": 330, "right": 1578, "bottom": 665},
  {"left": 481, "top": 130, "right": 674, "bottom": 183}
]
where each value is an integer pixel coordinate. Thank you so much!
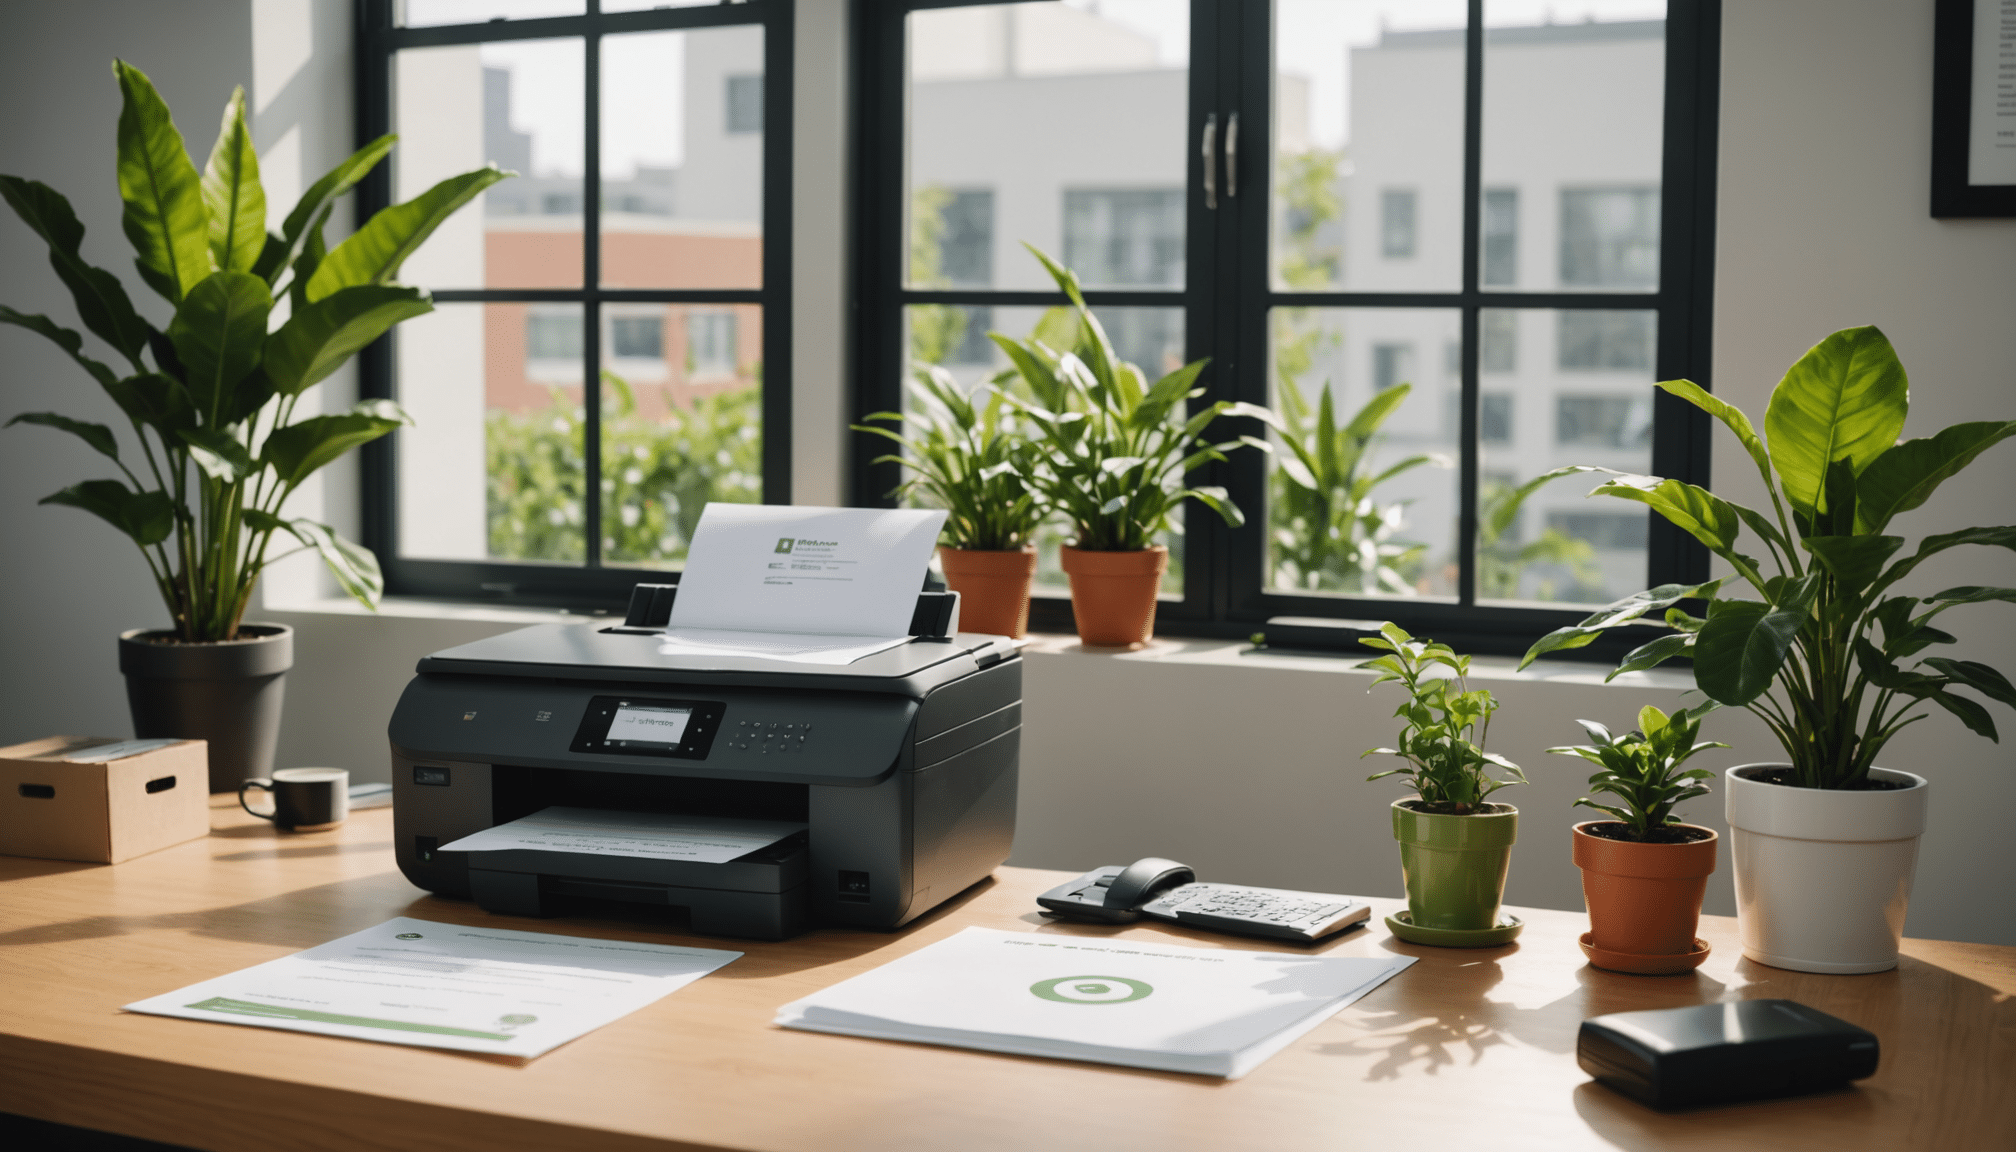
[
  {"left": 1558, "top": 310, "right": 1656, "bottom": 371},
  {"left": 1560, "top": 186, "right": 1661, "bottom": 288},
  {"left": 357, "top": 0, "right": 789, "bottom": 603},
  {"left": 1380, "top": 188, "right": 1418, "bottom": 258},
  {"left": 1556, "top": 394, "right": 1654, "bottom": 448},
  {"left": 1372, "top": 342, "right": 1415, "bottom": 393},
  {"left": 1482, "top": 187, "right": 1518, "bottom": 285},
  {"left": 1062, "top": 189, "right": 1186, "bottom": 288}
]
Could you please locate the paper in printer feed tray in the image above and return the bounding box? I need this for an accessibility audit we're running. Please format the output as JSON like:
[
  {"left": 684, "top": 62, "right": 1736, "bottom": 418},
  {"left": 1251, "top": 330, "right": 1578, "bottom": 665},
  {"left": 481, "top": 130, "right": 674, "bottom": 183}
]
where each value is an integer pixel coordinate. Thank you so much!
[
  {"left": 439, "top": 807, "right": 808, "bottom": 865},
  {"left": 774, "top": 927, "right": 1414, "bottom": 1078}
]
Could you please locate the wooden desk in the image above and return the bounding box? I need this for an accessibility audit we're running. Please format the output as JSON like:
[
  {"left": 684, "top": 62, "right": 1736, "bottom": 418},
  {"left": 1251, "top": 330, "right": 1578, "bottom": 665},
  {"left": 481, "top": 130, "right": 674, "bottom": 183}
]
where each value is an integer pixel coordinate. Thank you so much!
[{"left": 0, "top": 798, "right": 2010, "bottom": 1152}]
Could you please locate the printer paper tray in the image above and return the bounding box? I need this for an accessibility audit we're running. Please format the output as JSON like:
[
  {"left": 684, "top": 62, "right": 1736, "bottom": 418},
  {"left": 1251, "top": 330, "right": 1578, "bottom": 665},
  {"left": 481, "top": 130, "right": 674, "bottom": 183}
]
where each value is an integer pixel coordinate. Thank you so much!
[{"left": 454, "top": 841, "right": 806, "bottom": 894}]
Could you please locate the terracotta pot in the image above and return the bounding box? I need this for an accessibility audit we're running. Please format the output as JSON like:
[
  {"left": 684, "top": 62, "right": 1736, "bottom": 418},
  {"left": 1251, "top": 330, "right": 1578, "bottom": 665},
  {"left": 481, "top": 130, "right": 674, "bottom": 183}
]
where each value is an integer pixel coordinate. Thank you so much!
[
  {"left": 1573, "top": 821, "right": 1717, "bottom": 974},
  {"left": 938, "top": 546, "right": 1038, "bottom": 638},
  {"left": 1058, "top": 545, "right": 1166, "bottom": 647}
]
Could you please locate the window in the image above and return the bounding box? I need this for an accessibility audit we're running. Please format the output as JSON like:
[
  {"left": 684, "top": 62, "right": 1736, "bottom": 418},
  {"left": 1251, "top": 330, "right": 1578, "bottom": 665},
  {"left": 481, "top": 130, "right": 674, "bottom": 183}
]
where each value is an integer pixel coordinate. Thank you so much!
[
  {"left": 857, "top": 1, "right": 1716, "bottom": 656},
  {"left": 358, "top": 0, "right": 791, "bottom": 604},
  {"left": 726, "top": 74, "right": 764, "bottom": 135},
  {"left": 1380, "top": 189, "right": 1418, "bottom": 258},
  {"left": 939, "top": 190, "right": 996, "bottom": 288},
  {"left": 1482, "top": 187, "right": 1518, "bottom": 286}
]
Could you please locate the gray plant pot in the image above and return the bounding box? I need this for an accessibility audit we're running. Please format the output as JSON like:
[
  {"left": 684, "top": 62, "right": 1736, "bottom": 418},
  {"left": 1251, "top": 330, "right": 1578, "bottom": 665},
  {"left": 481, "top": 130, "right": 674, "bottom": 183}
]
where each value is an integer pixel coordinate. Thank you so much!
[{"left": 120, "top": 624, "right": 293, "bottom": 793}]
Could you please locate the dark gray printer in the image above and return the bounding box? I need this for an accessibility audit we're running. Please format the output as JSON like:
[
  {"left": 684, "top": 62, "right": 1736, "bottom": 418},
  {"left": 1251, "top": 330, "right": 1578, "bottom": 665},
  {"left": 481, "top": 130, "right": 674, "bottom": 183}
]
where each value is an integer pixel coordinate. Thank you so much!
[{"left": 388, "top": 595, "right": 1020, "bottom": 941}]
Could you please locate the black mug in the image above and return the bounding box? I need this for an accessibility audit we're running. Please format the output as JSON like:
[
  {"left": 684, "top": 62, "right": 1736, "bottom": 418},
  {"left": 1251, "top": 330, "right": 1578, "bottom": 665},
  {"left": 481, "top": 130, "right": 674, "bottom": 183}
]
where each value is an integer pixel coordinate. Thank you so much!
[{"left": 240, "top": 767, "right": 349, "bottom": 831}]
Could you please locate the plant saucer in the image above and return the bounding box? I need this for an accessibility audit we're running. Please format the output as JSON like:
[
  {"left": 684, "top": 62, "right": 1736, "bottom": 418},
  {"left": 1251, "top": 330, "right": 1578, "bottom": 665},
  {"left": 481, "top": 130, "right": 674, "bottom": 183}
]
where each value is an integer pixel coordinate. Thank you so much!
[
  {"left": 1385, "top": 911, "right": 1524, "bottom": 947},
  {"left": 1579, "top": 932, "right": 1711, "bottom": 975}
]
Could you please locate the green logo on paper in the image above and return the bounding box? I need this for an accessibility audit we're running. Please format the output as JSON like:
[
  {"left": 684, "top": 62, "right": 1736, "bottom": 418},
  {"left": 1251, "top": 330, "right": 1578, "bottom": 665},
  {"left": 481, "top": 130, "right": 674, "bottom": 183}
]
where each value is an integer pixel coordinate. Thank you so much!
[
  {"left": 775, "top": 537, "right": 796, "bottom": 553},
  {"left": 395, "top": 933, "right": 423, "bottom": 940},
  {"left": 1029, "top": 975, "right": 1153, "bottom": 1005},
  {"left": 498, "top": 1014, "right": 538, "bottom": 1031}
]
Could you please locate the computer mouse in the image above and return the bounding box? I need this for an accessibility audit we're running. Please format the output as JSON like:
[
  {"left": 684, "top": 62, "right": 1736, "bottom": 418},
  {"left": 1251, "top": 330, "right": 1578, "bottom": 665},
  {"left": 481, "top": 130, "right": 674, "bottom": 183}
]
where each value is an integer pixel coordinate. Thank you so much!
[{"left": 1103, "top": 857, "right": 1196, "bottom": 911}]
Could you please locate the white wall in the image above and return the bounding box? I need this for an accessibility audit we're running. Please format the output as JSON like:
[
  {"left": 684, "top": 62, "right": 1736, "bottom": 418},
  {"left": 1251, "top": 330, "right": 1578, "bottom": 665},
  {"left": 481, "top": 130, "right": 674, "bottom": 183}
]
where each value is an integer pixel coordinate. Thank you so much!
[{"left": 3, "top": 0, "right": 2012, "bottom": 945}]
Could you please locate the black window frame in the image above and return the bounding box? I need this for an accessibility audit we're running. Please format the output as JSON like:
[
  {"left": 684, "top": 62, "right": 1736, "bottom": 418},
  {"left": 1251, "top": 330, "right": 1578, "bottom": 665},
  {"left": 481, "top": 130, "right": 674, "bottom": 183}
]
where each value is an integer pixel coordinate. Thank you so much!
[
  {"left": 355, "top": 0, "right": 794, "bottom": 609},
  {"left": 854, "top": 0, "right": 1719, "bottom": 659}
]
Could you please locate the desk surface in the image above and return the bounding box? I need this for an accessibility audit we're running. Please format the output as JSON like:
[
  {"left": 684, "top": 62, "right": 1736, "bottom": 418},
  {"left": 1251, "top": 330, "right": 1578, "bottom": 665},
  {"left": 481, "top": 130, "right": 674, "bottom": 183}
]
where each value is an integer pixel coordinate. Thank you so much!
[{"left": 0, "top": 799, "right": 2010, "bottom": 1152}]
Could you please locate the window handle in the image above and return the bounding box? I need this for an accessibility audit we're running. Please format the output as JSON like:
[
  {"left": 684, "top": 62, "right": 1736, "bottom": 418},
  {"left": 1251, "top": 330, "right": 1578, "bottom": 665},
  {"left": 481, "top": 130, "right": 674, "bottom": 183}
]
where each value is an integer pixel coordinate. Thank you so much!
[
  {"left": 1201, "top": 113, "right": 1218, "bottom": 210},
  {"left": 1226, "top": 112, "right": 1239, "bottom": 199}
]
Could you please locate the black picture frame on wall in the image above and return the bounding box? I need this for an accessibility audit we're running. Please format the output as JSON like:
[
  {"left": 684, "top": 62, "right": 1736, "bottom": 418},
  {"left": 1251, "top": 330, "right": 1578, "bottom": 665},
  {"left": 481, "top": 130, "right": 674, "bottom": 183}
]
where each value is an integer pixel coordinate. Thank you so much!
[{"left": 1932, "top": 0, "right": 2016, "bottom": 217}]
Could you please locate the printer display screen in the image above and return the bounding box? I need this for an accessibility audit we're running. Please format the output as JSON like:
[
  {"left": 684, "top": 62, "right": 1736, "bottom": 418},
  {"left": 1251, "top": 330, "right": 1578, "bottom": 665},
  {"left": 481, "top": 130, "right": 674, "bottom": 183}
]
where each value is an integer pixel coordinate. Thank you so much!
[{"left": 606, "top": 704, "right": 692, "bottom": 747}]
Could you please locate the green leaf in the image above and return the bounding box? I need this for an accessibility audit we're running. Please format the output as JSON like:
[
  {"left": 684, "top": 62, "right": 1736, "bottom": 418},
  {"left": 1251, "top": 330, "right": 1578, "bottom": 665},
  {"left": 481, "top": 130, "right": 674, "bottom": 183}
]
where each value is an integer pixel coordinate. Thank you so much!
[
  {"left": 1180, "top": 485, "right": 1243, "bottom": 528},
  {"left": 114, "top": 59, "right": 212, "bottom": 303},
  {"left": 1805, "top": 535, "right": 1904, "bottom": 593},
  {"left": 1875, "top": 526, "right": 2016, "bottom": 595},
  {"left": 1659, "top": 378, "right": 1776, "bottom": 491},
  {"left": 305, "top": 166, "right": 508, "bottom": 302},
  {"left": 263, "top": 285, "right": 433, "bottom": 396},
  {"left": 1926, "top": 586, "right": 2016, "bottom": 608},
  {"left": 1922, "top": 658, "right": 2016, "bottom": 709},
  {"left": 1606, "top": 631, "right": 1694, "bottom": 680},
  {"left": 101, "top": 371, "right": 194, "bottom": 433},
  {"left": 6, "top": 413, "right": 119, "bottom": 460},
  {"left": 1694, "top": 598, "right": 1804, "bottom": 706},
  {"left": 1588, "top": 472, "right": 1740, "bottom": 553},
  {"left": 257, "top": 134, "right": 398, "bottom": 285},
  {"left": 255, "top": 515, "right": 384, "bottom": 610},
  {"left": 201, "top": 86, "right": 265, "bottom": 273},
  {"left": 168, "top": 271, "right": 273, "bottom": 420},
  {"left": 1763, "top": 325, "right": 1909, "bottom": 516},
  {"left": 1518, "top": 580, "right": 1719, "bottom": 669},
  {"left": 1854, "top": 421, "right": 2016, "bottom": 534},
  {"left": 177, "top": 426, "right": 258, "bottom": 481},
  {"left": 1924, "top": 690, "right": 1999, "bottom": 741},
  {"left": 39, "top": 479, "right": 173, "bottom": 546},
  {"left": 0, "top": 306, "right": 118, "bottom": 388},
  {"left": 261, "top": 399, "right": 411, "bottom": 488},
  {"left": 0, "top": 177, "right": 150, "bottom": 362}
]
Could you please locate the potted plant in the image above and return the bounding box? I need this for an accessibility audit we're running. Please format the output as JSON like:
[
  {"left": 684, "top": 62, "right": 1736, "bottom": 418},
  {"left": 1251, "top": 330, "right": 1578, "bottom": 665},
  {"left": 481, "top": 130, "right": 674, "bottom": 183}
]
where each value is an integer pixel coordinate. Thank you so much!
[
  {"left": 854, "top": 364, "right": 1045, "bottom": 637},
  {"left": 1521, "top": 325, "right": 2014, "bottom": 972},
  {"left": 1547, "top": 703, "right": 1726, "bottom": 975},
  {"left": 3, "top": 62, "right": 504, "bottom": 791},
  {"left": 992, "top": 246, "right": 1272, "bottom": 647},
  {"left": 1358, "top": 622, "right": 1527, "bottom": 946}
]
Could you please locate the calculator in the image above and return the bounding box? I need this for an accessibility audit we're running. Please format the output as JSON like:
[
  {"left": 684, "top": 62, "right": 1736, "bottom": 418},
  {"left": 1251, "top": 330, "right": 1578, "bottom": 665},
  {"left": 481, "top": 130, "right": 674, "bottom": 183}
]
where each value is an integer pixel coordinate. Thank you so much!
[{"left": 1035, "top": 858, "right": 1373, "bottom": 944}]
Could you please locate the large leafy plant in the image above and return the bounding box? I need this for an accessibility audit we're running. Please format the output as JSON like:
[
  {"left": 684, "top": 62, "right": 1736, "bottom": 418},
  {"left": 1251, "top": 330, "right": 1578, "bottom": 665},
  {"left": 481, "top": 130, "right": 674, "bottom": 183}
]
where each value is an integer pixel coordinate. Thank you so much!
[
  {"left": 1521, "top": 326, "right": 2016, "bottom": 789},
  {"left": 3, "top": 61, "right": 504, "bottom": 641},
  {"left": 853, "top": 364, "right": 1043, "bottom": 551},
  {"left": 1270, "top": 377, "right": 1443, "bottom": 594},
  {"left": 1359, "top": 622, "right": 1526, "bottom": 815},
  {"left": 991, "top": 246, "right": 1274, "bottom": 551},
  {"left": 1548, "top": 703, "right": 1726, "bottom": 841}
]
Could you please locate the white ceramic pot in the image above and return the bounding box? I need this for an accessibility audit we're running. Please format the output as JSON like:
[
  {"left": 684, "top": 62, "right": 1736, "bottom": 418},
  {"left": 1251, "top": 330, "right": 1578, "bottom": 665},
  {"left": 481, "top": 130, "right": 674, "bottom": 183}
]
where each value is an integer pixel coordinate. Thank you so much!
[{"left": 1725, "top": 764, "right": 1929, "bottom": 974}]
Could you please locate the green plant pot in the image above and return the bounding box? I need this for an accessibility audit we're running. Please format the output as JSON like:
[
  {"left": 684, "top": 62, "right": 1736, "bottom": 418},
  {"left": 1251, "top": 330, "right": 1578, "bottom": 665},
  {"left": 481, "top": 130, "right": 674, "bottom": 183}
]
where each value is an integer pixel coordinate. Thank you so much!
[{"left": 1390, "top": 799, "right": 1518, "bottom": 934}]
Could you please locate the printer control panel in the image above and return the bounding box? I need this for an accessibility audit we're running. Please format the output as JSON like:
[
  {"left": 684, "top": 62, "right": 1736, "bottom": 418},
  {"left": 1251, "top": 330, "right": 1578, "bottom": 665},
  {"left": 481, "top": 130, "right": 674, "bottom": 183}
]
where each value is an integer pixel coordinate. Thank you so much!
[
  {"left": 722, "top": 718, "right": 815, "bottom": 756},
  {"left": 569, "top": 696, "right": 725, "bottom": 759}
]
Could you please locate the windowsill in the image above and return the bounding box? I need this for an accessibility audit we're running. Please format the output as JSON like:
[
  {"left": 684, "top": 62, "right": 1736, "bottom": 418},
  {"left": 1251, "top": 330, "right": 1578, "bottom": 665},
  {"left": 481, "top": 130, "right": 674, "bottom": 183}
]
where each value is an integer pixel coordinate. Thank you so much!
[{"left": 261, "top": 594, "right": 609, "bottom": 627}]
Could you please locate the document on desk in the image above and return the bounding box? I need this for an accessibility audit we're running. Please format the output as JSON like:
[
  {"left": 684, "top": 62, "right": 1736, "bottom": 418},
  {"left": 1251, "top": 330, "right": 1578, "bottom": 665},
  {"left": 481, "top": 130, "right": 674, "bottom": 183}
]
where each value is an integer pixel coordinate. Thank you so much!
[
  {"left": 123, "top": 917, "right": 740, "bottom": 1058},
  {"left": 438, "top": 806, "right": 806, "bottom": 864},
  {"left": 658, "top": 504, "right": 947, "bottom": 665},
  {"left": 774, "top": 927, "right": 1414, "bottom": 1079}
]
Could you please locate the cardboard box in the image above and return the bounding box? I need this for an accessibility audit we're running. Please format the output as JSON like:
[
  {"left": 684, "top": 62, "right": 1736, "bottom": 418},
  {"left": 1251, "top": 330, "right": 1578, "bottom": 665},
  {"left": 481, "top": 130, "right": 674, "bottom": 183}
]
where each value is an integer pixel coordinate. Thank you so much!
[{"left": 0, "top": 736, "right": 211, "bottom": 863}]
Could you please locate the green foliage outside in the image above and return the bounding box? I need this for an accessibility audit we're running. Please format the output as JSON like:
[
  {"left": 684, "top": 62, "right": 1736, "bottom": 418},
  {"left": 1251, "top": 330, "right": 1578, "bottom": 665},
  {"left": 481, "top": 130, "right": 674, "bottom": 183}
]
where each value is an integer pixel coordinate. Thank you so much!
[
  {"left": 1548, "top": 703, "right": 1726, "bottom": 840},
  {"left": 487, "top": 375, "right": 761, "bottom": 564},
  {"left": 908, "top": 183, "right": 968, "bottom": 366},
  {"left": 1358, "top": 622, "right": 1526, "bottom": 815},
  {"left": 1476, "top": 473, "right": 1603, "bottom": 601},
  {"left": 3, "top": 61, "right": 502, "bottom": 639}
]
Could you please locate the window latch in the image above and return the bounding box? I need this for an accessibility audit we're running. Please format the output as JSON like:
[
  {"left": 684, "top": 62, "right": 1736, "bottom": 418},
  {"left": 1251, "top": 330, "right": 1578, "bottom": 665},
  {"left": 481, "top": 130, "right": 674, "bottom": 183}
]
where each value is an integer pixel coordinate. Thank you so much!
[{"left": 1201, "top": 113, "right": 1218, "bottom": 210}]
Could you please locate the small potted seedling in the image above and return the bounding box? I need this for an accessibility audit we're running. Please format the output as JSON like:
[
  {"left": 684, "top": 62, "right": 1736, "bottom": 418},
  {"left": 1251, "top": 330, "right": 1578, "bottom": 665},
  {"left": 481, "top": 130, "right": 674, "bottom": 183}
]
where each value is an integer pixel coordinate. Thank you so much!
[
  {"left": 1358, "top": 623, "right": 1526, "bottom": 946},
  {"left": 1549, "top": 703, "right": 1727, "bottom": 975}
]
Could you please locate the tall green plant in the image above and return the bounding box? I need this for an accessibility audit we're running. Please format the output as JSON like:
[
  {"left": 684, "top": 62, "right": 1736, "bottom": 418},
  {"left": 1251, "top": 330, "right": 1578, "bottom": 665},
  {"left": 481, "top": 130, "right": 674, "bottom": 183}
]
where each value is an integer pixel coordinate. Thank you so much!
[
  {"left": 991, "top": 245, "right": 1275, "bottom": 551},
  {"left": 853, "top": 364, "right": 1043, "bottom": 551},
  {"left": 1358, "top": 622, "right": 1526, "bottom": 814},
  {"left": 1547, "top": 703, "right": 1726, "bottom": 841},
  {"left": 3, "top": 62, "right": 505, "bottom": 640},
  {"left": 1521, "top": 326, "right": 2016, "bottom": 789},
  {"left": 1270, "top": 376, "right": 1444, "bottom": 594}
]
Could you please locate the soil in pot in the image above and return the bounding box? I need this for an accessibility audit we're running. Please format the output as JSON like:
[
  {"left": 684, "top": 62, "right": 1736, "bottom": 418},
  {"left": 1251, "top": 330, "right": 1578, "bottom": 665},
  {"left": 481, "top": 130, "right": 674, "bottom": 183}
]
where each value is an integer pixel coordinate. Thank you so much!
[
  {"left": 938, "top": 546, "right": 1038, "bottom": 638},
  {"left": 1059, "top": 545, "right": 1166, "bottom": 648},
  {"left": 1573, "top": 821, "right": 1717, "bottom": 973}
]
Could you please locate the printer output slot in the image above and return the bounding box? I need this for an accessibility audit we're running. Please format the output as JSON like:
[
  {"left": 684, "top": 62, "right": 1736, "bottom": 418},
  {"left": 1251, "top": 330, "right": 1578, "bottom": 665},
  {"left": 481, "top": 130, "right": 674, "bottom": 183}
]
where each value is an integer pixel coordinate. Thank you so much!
[{"left": 491, "top": 764, "right": 809, "bottom": 827}]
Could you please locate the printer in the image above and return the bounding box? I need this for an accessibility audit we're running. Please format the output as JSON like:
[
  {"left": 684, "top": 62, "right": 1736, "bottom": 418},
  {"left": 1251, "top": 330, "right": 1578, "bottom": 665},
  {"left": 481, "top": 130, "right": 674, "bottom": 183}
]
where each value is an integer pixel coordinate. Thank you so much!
[{"left": 388, "top": 585, "right": 1021, "bottom": 941}]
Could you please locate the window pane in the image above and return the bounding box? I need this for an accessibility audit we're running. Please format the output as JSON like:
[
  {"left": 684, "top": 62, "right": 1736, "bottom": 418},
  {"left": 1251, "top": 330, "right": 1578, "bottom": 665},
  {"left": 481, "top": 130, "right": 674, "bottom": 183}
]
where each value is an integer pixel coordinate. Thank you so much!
[
  {"left": 397, "top": 303, "right": 586, "bottom": 564},
  {"left": 1481, "top": 2, "right": 1666, "bottom": 293},
  {"left": 602, "top": 305, "right": 764, "bottom": 569},
  {"left": 399, "top": 0, "right": 582, "bottom": 27},
  {"left": 902, "top": 303, "right": 1188, "bottom": 599},
  {"left": 1476, "top": 308, "right": 1656, "bottom": 607},
  {"left": 601, "top": 26, "right": 765, "bottom": 290},
  {"left": 1267, "top": 307, "right": 1461, "bottom": 599},
  {"left": 397, "top": 39, "right": 584, "bottom": 289},
  {"left": 907, "top": 2, "right": 1190, "bottom": 291},
  {"left": 1274, "top": 1, "right": 1468, "bottom": 292}
]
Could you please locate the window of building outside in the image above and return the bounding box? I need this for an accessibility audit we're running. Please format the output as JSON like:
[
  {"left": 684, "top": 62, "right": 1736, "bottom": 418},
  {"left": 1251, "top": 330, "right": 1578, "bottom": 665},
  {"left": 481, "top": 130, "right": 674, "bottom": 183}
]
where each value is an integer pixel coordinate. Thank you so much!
[
  {"left": 856, "top": 0, "right": 1717, "bottom": 654},
  {"left": 357, "top": 0, "right": 791, "bottom": 604}
]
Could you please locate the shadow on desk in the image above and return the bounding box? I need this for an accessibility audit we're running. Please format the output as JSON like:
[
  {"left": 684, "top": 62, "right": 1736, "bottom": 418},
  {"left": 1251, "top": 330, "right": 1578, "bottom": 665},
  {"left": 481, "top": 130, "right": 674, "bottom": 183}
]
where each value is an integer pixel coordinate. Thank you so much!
[{"left": 0, "top": 1111, "right": 198, "bottom": 1152}]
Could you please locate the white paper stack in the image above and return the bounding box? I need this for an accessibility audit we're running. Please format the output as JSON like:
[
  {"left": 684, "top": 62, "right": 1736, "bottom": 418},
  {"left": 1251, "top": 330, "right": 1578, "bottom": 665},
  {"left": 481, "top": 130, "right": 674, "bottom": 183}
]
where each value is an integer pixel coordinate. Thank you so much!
[
  {"left": 438, "top": 807, "right": 807, "bottom": 863},
  {"left": 774, "top": 927, "right": 1414, "bottom": 1078}
]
